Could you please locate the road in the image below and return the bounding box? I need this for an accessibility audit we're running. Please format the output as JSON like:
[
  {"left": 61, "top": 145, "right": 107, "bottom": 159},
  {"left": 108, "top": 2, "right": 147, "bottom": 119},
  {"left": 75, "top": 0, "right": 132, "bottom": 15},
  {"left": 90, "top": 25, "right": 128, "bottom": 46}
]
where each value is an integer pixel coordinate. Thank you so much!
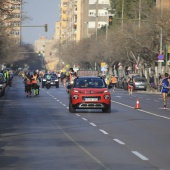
[{"left": 0, "top": 76, "right": 170, "bottom": 170}]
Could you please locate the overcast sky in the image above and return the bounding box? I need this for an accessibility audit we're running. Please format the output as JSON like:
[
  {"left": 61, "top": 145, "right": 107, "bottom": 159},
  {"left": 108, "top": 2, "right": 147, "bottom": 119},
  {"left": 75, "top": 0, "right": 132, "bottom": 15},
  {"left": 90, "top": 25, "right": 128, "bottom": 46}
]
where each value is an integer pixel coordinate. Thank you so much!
[{"left": 22, "top": 0, "right": 60, "bottom": 45}]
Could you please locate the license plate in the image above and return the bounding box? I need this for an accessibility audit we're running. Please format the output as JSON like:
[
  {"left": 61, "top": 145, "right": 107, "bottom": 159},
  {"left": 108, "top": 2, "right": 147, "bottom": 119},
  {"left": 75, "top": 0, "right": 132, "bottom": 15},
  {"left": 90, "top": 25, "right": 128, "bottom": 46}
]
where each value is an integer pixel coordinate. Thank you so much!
[
  {"left": 139, "top": 86, "right": 144, "bottom": 88},
  {"left": 85, "top": 98, "right": 98, "bottom": 101}
]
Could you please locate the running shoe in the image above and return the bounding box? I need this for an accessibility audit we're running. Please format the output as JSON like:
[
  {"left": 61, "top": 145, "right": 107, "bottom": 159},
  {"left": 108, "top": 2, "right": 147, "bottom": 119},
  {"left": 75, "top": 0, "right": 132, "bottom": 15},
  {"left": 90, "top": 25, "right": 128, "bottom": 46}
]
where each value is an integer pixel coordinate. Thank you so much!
[{"left": 164, "top": 105, "right": 166, "bottom": 109}]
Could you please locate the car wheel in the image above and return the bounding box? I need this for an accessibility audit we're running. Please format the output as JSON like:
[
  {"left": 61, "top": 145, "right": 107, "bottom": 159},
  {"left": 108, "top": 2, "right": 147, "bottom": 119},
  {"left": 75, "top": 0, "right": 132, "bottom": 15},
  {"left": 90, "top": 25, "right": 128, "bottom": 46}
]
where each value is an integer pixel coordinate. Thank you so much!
[
  {"left": 69, "top": 102, "right": 76, "bottom": 113},
  {"left": 102, "top": 104, "right": 111, "bottom": 113}
]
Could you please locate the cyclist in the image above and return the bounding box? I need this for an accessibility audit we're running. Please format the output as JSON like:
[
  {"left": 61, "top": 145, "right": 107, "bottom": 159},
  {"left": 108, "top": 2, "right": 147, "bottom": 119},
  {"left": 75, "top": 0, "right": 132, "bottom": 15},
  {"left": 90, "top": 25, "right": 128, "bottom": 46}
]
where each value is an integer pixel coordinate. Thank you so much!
[{"left": 160, "top": 73, "right": 170, "bottom": 109}]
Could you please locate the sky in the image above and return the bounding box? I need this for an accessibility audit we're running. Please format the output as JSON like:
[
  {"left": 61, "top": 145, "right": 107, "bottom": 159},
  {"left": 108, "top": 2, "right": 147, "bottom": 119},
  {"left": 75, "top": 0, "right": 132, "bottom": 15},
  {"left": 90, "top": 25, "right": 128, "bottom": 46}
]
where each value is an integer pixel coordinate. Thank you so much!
[{"left": 22, "top": 0, "right": 60, "bottom": 44}]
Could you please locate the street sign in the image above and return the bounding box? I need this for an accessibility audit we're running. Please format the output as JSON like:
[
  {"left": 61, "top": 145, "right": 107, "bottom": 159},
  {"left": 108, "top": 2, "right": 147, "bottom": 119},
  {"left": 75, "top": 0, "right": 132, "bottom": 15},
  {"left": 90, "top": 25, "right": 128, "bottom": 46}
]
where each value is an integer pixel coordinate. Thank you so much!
[{"left": 158, "top": 54, "right": 164, "bottom": 60}]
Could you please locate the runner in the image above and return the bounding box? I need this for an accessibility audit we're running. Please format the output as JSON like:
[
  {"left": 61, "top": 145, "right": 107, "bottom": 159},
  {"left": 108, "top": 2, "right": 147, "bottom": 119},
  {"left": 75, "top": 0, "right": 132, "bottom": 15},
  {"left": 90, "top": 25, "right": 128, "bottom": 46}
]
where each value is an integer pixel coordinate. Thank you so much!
[
  {"left": 160, "top": 73, "right": 170, "bottom": 109},
  {"left": 127, "top": 75, "right": 135, "bottom": 96}
]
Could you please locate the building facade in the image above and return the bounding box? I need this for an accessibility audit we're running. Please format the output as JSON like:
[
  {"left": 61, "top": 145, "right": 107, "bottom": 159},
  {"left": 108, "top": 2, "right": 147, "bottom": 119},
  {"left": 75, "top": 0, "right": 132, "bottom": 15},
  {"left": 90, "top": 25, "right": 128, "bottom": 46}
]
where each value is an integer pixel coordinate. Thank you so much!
[
  {"left": 59, "top": 0, "right": 111, "bottom": 44},
  {"left": 157, "top": 0, "right": 170, "bottom": 9},
  {"left": 1, "top": 0, "right": 22, "bottom": 44}
]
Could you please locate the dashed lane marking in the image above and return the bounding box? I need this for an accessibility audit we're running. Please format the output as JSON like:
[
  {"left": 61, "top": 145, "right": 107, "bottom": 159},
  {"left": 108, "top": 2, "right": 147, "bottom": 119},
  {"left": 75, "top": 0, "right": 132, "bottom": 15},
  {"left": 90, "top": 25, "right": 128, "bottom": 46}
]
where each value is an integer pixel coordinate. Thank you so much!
[
  {"left": 99, "top": 129, "right": 109, "bottom": 135},
  {"left": 113, "top": 139, "right": 125, "bottom": 145},
  {"left": 90, "top": 122, "right": 97, "bottom": 127},
  {"left": 82, "top": 117, "right": 88, "bottom": 121},
  {"left": 76, "top": 114, "right": 81, "bottom": 116},
  {"left": 131, "top": 151, "right": 149, "bottom": 161}
]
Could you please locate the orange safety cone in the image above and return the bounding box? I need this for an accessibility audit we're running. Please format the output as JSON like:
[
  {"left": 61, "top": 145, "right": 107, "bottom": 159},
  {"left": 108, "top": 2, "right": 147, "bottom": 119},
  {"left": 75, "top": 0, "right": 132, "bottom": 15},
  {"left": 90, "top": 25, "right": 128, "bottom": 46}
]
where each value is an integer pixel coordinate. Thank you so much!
[{"left": 135, "top": 98, "right": 140, "bottom": 109}]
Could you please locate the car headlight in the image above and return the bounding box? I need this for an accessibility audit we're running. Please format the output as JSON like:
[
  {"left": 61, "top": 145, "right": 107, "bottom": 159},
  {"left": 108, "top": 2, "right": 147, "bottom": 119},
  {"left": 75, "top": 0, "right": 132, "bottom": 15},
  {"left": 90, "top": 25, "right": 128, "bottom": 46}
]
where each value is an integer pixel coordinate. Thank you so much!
[
  {"left": 55, "top": 79, "right": 58, "bottom": 81},
  {"left": 104, "top": 94, "right": 110, "bottom": 99},
  {"left": 72, "top": 95, "right": 79, "bottom": 99},
  {"left": 42, "top": 79, "right": 46, "bottom": 81},
  {"left": 104, "top": 90, "right": 109, "bottom": 93},
  {"left": 74, "top": 90, "right": 78, "bottom": 93},
  {"left": 0, "top": 84, "right": 3, "bottom": 88}
]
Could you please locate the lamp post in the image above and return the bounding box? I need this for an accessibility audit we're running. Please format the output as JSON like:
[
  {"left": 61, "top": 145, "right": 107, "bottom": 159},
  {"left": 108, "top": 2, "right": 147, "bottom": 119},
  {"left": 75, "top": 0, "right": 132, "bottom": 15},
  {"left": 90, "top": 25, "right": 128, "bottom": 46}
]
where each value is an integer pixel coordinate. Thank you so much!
[
  {"left": 121, "top": 0, "right": 124, "bottom": 31},
  {"left": 158, "top": 0, "right": 163, "bottom": 75}
]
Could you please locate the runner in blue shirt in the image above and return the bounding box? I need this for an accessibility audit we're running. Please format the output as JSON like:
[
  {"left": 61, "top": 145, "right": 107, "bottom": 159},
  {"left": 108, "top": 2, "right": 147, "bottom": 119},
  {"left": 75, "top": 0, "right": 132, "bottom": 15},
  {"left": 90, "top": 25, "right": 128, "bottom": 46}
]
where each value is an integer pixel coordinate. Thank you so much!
[{"left": 160, "top": 73, "right": 170, "bottom": 109}]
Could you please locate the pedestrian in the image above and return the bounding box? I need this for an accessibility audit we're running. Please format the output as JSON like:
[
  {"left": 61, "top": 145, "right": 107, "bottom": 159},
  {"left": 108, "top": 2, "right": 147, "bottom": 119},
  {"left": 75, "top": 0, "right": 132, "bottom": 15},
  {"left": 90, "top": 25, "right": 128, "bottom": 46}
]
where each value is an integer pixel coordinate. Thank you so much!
[
  {"left": 31, "top": 71, "right": 38, "bottom": 96},
  {"left": 111, "top": 75, "right": 117, "bottom": 90},
  {"left": 150, "top": 75, "right": 156, "bottom": 92},
  {"left": 127, "top": 75, "right": 135, "bottom": 96},
  {"left": 160, "top": 73, "right": 170, "bottom": 109}
]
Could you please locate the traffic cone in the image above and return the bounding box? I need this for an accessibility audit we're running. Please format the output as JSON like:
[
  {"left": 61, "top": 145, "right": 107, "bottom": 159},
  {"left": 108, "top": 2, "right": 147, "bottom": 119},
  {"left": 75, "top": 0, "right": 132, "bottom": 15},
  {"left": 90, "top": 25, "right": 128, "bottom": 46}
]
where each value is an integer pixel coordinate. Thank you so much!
[{"left": 135, "top": 98, "right": 140, "bottom": 109}]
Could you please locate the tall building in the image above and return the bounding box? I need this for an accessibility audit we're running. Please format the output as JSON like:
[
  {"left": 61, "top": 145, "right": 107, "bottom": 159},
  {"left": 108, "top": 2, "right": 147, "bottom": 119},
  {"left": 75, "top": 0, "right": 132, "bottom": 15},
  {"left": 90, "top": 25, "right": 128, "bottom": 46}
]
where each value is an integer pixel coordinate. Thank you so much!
[
  {"left": 157, "top": 0, "right": 170, "bottom": 9},
  {"left": 54, "top": 21, "right": 60, "bottom": 41},
  {"left": 1, "top": 0, "right": 22, "bottom": 44},
  {"left": 59, "top": 0, "right": 111, "bottom": 44}
]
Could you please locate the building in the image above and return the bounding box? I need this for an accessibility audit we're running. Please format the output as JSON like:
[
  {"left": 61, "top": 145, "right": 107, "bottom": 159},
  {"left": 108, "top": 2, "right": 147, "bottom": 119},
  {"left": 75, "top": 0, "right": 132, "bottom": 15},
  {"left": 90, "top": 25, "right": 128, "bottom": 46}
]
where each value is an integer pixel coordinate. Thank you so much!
[
  {"left": 34, "top": 36, "right": 59, "bottom": 71},
  {"left": 54, "top": 22, "right": 60, "bottom": 41},
  {"left": 1, "top": 0, "right": 22, "bottom": 44},
  {"left": 156, "top": 0, "right": 170, "bottom": 9},
  {"left": 59, "top": 0, "right": 111, "bottom": 44}
]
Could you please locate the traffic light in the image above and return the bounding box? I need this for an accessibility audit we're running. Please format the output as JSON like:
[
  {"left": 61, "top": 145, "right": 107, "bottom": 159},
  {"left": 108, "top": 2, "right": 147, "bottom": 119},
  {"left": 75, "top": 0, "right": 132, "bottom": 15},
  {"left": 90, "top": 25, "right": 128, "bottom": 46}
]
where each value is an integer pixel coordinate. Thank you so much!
[
  {"left": 44, "top": 24, "right": 48, "bottom": 32},
  {"left": 109, "top": 16, "right": 113, "bottom": 26}
]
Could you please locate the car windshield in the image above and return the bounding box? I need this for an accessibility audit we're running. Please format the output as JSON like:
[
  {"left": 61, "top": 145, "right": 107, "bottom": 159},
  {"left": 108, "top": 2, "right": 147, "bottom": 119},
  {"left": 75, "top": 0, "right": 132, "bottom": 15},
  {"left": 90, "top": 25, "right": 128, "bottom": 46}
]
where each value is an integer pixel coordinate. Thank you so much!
[
  {"left": 44, "top": 74, "right": 57, "bottom": 79},
  {"left": 74, "top": 78, "right": 107, "bottom": 88},
  {"left": 134, "top": 77, "right": 146, "bottom": 82}
]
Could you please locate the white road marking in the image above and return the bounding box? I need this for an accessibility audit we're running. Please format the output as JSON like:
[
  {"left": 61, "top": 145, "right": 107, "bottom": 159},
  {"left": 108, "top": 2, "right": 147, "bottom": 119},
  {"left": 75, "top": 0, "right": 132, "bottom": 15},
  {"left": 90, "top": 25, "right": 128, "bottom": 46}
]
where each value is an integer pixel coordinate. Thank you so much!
[
  {"left": 76, "top": 114, "right": 81, "bottom": 116},
  {"left": 113, "top": 139, "right": 125, "bottom": 145},
  {"left": 66, "top": 107, "right": 69, "bottom": 109},
  {"left": 63, "top": 104, "right": 66, "bottom": 106},
  {"left": 132, "top": 151, "right": 149, "bottom": 161},
  {"left": 114, "top": 96, "right": 122, "bottom": 98},
  {"left": 60, "top": 102, "right": 63, "bottom": 104},
  {"left": 82, "top": 118, "right": 88, "bottom": 121},
  {"left": 146, "top": 99, "right": 150, "bottom": 100},
  {"left": 159, "top": 108, "right": 170, "bottom": 110},
  {"left": 111, "top": 100, "right": 170, "bottom": 120},
  {"left": 57, "top": 100, "right": 59, "bottom": 102},
  {"left": 54, "top": 98, "right": 56, "bottom": 99},
  {"left": 90, "top": 122, "right": 97, "bottom": 127},
  {"left": 99, "top": 129, "right": 109, "bottom": 135}
]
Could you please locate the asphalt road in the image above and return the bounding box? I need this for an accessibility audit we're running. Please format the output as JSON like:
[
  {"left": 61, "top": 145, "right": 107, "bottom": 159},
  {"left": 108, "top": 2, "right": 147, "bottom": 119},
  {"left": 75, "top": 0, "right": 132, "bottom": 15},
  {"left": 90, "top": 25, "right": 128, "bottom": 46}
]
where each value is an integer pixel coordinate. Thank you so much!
[{"left": 0, "top": 76, "right": 170, "bottom": 170}]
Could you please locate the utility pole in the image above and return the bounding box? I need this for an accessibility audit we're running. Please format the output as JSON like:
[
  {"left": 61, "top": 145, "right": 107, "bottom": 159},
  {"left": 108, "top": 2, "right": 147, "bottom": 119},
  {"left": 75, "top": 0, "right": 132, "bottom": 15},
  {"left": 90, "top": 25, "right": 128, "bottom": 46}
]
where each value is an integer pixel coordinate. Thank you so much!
[
  {"left": 95, "top": 0, "right": 99, "bottom": 40},
  {"left": 121, "top": 0, "right": 124, "bottom": 31},
  {"left": 158, "top": 0, "right": 163, "bottom": 75},
  {"left": 139, "top": 0, "right": 141, "bottom": 28}
]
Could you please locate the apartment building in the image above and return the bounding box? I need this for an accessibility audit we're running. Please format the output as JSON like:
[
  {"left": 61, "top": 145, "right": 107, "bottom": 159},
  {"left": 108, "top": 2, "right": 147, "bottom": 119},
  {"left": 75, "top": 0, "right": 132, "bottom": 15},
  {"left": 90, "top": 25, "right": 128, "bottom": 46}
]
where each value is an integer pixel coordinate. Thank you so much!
[
  {"left": 1, "top": 0, "right": 22, "bottom": 44},
  {"left": 54, "top": 22, "right": 60, "bottom": 41},
  {"left": 157, "top": 0, "right": 170, "bottom": 9},
  {"left": 59, "top": 0, "right": 111, "bottom": 44}
]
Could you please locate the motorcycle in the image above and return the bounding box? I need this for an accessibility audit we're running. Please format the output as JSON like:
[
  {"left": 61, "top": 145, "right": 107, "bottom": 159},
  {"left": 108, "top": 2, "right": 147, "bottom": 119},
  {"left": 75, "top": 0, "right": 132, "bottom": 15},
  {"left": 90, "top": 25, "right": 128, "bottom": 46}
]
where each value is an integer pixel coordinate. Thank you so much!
[{"left": 45, "top": 79, "right": 51, "bottom": 89}]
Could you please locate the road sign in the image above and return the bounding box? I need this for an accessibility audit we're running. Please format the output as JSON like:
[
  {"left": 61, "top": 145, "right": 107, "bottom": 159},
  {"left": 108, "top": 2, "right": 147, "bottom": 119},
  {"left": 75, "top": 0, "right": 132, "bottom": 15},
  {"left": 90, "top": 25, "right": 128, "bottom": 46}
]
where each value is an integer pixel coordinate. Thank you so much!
[{"left": 158, "top": 54, "right": 164, "bottom": 60}]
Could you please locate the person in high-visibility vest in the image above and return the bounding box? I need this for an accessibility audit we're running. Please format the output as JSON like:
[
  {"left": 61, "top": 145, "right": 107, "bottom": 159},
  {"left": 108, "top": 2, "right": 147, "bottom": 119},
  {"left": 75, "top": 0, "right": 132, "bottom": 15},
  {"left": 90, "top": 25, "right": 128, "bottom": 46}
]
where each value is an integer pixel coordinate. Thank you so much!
[{"left": 31, "top": 71, "right": 38, "bottom": 96}]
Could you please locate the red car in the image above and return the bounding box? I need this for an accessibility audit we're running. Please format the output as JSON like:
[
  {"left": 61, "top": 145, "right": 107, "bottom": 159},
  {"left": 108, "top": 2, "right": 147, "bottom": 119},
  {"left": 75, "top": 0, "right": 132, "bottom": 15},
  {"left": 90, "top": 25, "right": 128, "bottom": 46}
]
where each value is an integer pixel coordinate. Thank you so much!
[{"left": 69, "top": 76, "right": 112, "bottom": 113}]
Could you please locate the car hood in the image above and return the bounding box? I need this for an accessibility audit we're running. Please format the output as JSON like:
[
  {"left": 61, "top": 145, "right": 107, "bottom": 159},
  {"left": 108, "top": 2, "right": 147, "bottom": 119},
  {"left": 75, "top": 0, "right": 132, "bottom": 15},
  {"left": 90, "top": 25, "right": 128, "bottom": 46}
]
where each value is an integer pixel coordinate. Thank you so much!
[{"left": 73, "top": 88, "right": 109, "bottom": 94}]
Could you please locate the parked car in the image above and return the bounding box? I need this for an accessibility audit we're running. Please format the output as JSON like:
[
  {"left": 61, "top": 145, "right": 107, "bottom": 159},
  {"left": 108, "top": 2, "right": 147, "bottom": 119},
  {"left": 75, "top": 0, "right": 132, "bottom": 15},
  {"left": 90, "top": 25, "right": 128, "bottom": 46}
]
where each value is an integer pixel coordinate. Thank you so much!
[
  {"left": 133, "top": 76, "right": 147, "bottom": 90},
  {"left": 123, "top": 74, "right": 146, "bottom": 90},
  {"left": 0, "top": 73, "right": 6, "bottom": 96},
  {"left": 42, "top": 73, "right": 59, "bottom": 88}
]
